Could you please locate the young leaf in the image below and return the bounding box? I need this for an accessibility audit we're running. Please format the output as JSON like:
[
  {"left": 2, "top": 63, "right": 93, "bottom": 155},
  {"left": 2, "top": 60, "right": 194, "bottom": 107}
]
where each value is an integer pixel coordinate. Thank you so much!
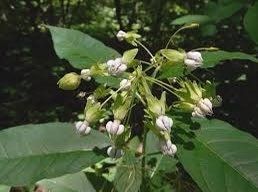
[
  {"left": 171, "top": 15, "right": 212, "bottom": 25},
  {"left": 201, "top": 50, "right": 258, "bottom": 68},
  {"left": 114, "top": 152, "right": 142, "bottom": 192},
  {"left": 177, "top": 119, "right": 258, "bottom": 192},
  {"left": 0, "top": 123, "right": 109, "bottom": 186},
  {"left": 46, "top": 25, "right": 121, "bottom": 69}
]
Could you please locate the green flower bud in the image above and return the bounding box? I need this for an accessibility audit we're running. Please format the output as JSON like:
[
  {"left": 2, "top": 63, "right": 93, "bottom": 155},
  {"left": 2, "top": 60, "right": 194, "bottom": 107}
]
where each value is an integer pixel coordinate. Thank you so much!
[
  {"left": 147, "top": 92, "right": 166, "bottom": 116},
  {"left": 112, "top": 94, "right": 131, "bottom": 121},
  {"left": 57, "top": 72, "right": 81, "bottom": 90},
  {"left": 84, "top": 102, "right": 104, "bottom": 123},
  {"left": 160, "top": 49, "right": 185, "bottom": 64}
]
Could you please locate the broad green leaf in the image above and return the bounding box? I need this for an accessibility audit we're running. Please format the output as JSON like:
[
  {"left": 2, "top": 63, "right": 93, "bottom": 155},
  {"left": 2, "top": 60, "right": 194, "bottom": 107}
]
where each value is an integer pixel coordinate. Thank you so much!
[
  {"left": 0, "top": 185, "right": 10, "bottom": 192},
  {"left": 171, "top": 15, "right": 212, "bottom": 25},
  {"left": 0, "top": 123, "right": 109, "bottom": 186},
  {"left": 46, "top": 26, "right": 120, "bottom": 69},
  {"left": 122, "top": 48, "right": 138, "bottom": 64},
  {"left": 205, "top": 1, "right": 243, "bottom": 22},
  {"left": 114, "top": 152, "right": 142, "bottom": 192},
  {"left": 178, "top": 119, "right": 258, "bottom": 192},
  {"left": 37, "top": 172, "right": 96, "bottom": 192},
  {"left": 202, "top": 50, "right": 258, "bottom": 68},
  {"left": 244, "top": 2, "right": 258, "bottom": 44}
]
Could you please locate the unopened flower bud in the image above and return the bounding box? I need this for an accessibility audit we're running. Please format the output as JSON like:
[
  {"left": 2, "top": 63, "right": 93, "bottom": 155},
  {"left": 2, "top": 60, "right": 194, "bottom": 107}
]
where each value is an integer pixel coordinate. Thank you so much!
[
  {"left": 106, "top": 58, "right": 127, "bottom": 76},
  {"left": 116, "top": 30, "right": 126, "bottom": 41},
  {"left": 120, "top": 79, "right": 131, "bottom": 91},
  {"left": 80, "top": 69, "right": 91, "bottom": 81},
  {"left": 107, "top": 146, "right": 124, "bottom": 158},
  {"left": 198, "top": 98, "right": 213, "bottom": 115},
  {"left": 192, "top": 107, "right": 205, "bottom": 118},
  {"left": 160, "top": 139, "right": 177, "bottom": 156},
  {"left": 57, "top": 72, "right": 81, "bottom": 90},
  {"left": 75, "top": 121, "right": 91, "bottom": 135},
  {"left": 156, "top": 115, "right": 173, "bottom": 132},
  {"left": 106, "top": 120, "right": 125, "bottom": 136},
  {"left": 184, "top": 51, "right": 203, "bottom": 70}
]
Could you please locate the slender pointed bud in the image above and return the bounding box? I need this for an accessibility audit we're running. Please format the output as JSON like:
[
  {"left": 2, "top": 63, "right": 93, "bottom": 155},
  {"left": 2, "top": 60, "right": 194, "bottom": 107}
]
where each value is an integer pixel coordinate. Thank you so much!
[
  {"left": 120, "top": 79, "right": 131, "bottom": 91},
  {"left": 116, "top": 30, "right": 126, "bottom": 41},
  {"left": 160, "top": 139, "right": 177, "bottom": 156},
  {"left": 106, "top": 58, "right": 127, "bottom": 76},
  {"left": 184, "top": 51, "right": 203, "bottom": 70},
  {"left": 107, "top": 146, "right": 124, "bottom": 158},
  {"left": 105, "top": 120, "right": 125, "bottom": 136},
  {"left": 57, "top": 72, "right": 81, "bottom": 90},
  {"left": 80, "top": 69, "right": 91, "bottom": 81},
  {"left": 156, "top": 115, "right": 173, "bottom": 132},
  {"left": 75, "top": 121, "right": 91, "bottom": 135}
]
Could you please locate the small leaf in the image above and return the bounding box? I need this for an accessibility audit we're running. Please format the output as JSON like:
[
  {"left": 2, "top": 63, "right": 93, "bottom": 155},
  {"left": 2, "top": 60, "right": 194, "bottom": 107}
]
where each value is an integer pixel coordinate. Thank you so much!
[
  {"left": 171, "top": 15, "right": 212, "bottom": 25},
  {"left": 46, "top": 25, "right": 120, "bottom": 69},
  {"left": 122, "top": 48, "right": 138, "bottom": 64},
  {"left": 159, "top": 64, "right": 185, "bottom": 79},
  {"left": 244, "top": 2, "right": 258, "bottom": 44},
  {"left": 202, "top": 50, "right": 258, "bottom": 68},
  {"left": 37, "top": 172, "right": 96, "bottom": 192},
  {"left": 0, "top": 123, "right": 109, "bottom": 186},
  {"left": 94, "top": 76, "right": 120, "bottom": 88},
  {"left": 114, "top": 152, "right": 142, "bottom": 192}
]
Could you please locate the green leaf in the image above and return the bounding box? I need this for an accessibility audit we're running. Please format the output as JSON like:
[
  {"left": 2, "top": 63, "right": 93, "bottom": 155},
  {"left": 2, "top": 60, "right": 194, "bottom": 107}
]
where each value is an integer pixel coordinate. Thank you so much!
[
  {"left": 94, "top": 75, "right": 120, "bottom": 88},
  {"left": 114, "top": 152, "right": 142, "bottom": 192},
  {"left": 171, "top": 15, "right": 212, "bottom": 25},
  {"left": 178, "top": 119, "right": 258, "bottom": 192},
  {"left": 205, "top": 1, "right": 243, "bottom": 22},
  {"left": 202, "top": 50, "right": 258, "bottom": 68},
  {"left": 0, "top": 123, "right": 109, "bottom": 186},
  {"left": 159, "top": 64, "right": 185, "bottom": 79},
  {"left": 122, "top": 49, "right": 138, "bottom": 64},
  {"left": 46, "top": 25, "right": 120, "bottom": 69},
  {"left": 244, "top": 2, "right": 258, "bottom": 44},
  {"left": 37, "top": 172, "right": 96, "bottom": 192},
  {"left": 0, "top": 185, "right": 10, "bottom": 192}
]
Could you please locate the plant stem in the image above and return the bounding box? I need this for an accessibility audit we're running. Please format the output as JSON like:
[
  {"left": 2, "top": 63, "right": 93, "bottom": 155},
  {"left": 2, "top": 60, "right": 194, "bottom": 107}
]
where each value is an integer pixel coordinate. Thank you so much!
[{"left": 135, "top": 40, "right": 156, "bottom": 62}]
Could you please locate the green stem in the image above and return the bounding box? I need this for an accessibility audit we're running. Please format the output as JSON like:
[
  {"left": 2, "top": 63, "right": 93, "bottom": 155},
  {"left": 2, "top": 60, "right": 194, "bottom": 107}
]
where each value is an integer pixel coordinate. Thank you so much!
[{"left": 135, "top": 40, "right": 156, "bottom": 62}]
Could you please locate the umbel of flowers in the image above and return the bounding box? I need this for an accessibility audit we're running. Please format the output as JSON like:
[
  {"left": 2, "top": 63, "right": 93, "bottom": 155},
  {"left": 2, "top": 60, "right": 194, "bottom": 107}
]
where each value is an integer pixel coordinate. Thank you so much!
[{"left": 57, "top": 26, "right": 220, "bottom": 158}]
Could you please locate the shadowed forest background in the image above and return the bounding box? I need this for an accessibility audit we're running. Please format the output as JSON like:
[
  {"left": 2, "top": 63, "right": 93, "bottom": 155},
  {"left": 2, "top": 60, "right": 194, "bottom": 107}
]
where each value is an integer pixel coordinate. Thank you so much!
[{"left": 1, "top": 0, "right": 258, "bottom": 137}]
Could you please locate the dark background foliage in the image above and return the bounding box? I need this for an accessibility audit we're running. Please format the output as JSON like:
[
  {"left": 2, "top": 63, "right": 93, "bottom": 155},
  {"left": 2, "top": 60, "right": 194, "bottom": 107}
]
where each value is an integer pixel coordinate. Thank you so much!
[{"left": 1, "top": 0, "right": 258, "bottom": 137}]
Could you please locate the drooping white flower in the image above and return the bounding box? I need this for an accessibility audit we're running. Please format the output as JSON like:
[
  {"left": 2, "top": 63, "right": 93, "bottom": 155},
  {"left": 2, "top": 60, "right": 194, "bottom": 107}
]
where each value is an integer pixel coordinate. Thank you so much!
[
  {"left": 80, "top": 69, "right": 91, "bottom": 81},
  {"left": 107, "top": 146, "right": 124, "bottom": 158},
  {"left": 105, "top": 120, "right": 125, "bottom": 136},
  {"left": 160, "top": 139, "right": 177, "bottom": 156},
  {"left": 75, "top": 121, "right": 91, "bottom": 135},
  {"left": 116, "top": 30, "right": 126, "bottom": 41},
  {"left": 156, "top": 115, "right": 173, "bottom": 132},
  {"left": 106, "top": 58, "right": 127, "bottom": 76},
  {"left": 192, "top": 98, "right": 213, "bottom": 118},
  {"left": 120, "top": 79, "right": 131, "bottom": 90},
  {"left": 184, "top": 51, "right": 203, "bottom": 70}
]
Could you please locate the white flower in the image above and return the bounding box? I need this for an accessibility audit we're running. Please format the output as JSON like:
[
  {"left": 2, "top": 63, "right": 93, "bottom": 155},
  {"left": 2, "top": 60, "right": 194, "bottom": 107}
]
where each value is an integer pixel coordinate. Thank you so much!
[
  {"left": 106, "top": 58, "right": 127, "bottom": 76},
  {"left": 156, "top": 115, "right": 173, "bottom": 132},
  {"left": 120, "top": 79, "right": 131, "bottom": 90},
  {"left": 184, "top": 51, "right": 203, "bottom": 70},
  {"left": 105, "top": 120, "right": 125, "bottom": 136},
  {"left": 75, "top": 121, "right": 91, "bottom": 135},
  {"left": 80, "top": 69, "right": 91, "bottom": 81},
  {"left": 116, "top": 30, "right": 126, "bottom": 41},
  {"left": 160, "top": 139, "right": 177, "bottom": 156},
  {"left": 192, "top": 98, "right": 213, "bottom": 118},
  {"left": 107, "top": 146, "right": 124, "bottom": 158}
]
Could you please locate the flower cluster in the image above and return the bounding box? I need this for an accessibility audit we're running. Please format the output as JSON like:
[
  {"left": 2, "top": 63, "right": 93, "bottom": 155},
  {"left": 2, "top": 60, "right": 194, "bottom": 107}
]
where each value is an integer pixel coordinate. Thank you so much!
[{"left": 57, "top": 28, "right": 220, "bottom": 159}]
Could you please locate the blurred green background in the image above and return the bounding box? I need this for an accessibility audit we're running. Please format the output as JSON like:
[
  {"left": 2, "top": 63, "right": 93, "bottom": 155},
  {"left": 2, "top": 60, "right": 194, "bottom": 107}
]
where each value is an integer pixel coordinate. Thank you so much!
[{"left": 1, "top": 0, "right": 258, "bottom": 136}]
